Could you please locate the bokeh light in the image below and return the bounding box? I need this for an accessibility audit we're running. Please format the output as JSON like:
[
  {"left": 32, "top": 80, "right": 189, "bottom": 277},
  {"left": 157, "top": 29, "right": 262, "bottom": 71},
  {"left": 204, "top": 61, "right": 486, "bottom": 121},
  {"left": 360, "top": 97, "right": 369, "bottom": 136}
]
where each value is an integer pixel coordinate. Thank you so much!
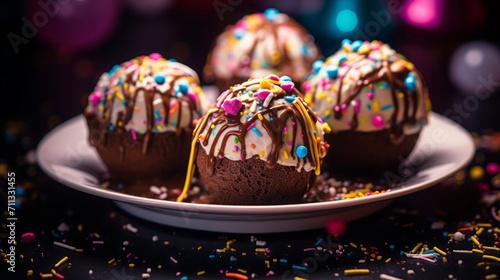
[
  {"left": 449, "top": 41, "right": 500, "bottom": 95},
  {"left": 26, "top": 0, "right": 121, "bottom": 52},
  {"left": 335, "top": 9, "right": 358, "bottom": 32},
  {"left": 402, "top": 0, "right": 442, "bottom": 29}
]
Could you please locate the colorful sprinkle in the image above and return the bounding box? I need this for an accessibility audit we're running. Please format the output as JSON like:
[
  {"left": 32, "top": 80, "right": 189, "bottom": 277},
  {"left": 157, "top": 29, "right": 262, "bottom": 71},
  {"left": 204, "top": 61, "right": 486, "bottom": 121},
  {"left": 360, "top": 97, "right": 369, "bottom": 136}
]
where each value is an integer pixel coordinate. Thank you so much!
[
  {"left": 263, "top": 8, "right": 279, "bottom": 21},
  {"left": 295, "top": 145, "right": 308, "bottom": 158},
  {"left": 251, "top": 127, "right": 263, "bottom": 137},
  {"left": 154, "top": 74, "right": 165, "bottom": 85},
  {"left": 371, "top": 115, "right": 385, "bottom": 128}
]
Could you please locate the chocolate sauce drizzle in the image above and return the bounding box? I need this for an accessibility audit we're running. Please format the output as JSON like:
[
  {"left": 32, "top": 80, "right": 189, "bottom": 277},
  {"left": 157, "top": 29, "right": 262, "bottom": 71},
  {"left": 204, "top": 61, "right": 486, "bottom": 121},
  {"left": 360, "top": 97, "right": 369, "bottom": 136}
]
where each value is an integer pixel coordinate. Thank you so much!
[
  {"left": 311, "top": 54, "right": 428, "bottom": 144},
  {"left": 197, "top": 80, "right": 322, "bottom": 177},
  {"left": 87, "top": 59, "right": 201, "bottom": 156},
  {"left": 207, "top": 13, "right": 318, "bottom": 84}
]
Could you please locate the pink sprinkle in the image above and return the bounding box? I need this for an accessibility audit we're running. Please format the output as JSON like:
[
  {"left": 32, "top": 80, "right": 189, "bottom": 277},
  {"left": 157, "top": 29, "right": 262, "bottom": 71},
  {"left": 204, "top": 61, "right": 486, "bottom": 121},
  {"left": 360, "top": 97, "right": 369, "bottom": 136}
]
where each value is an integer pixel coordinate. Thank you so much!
[
  {"left": 334, "top": 105, "right": 340, "bottom": 112},
  {"left": 255, "top": 89, "right": 271, "bottom": 101},
  {"left": 265, "top": 74, "right": 279, "bottom": 81},
  {"left": 92, "top": 241, "right": 104, "bottom": 244},
  {"left": 54, "top": 272, "right": 65, "bottom": 279},
  {"left": 303, "top": 248, "right": 315, "bottom": 252},
  {"left": 325, "top": 219, "right": 347, "bottom": 236},
  {"left": 234, "top": 145, "right": 239, "bottom": 152},
  {"left": 291, "top": 121, "right": 296, "bottom": 125},
  {"left": 21, "top": 232, "right": 36, "bottom": 244},
  {"left": 354, "top": 100, "right": 361, "bottom": 114},
  {"left": 371, "top": 115, "right": 385, "bottom": 128},
  {"left": 486, "top": 163, "right": 500, "bottom": 175},
  {"left": 280, "top": 81, "right": 295, "bottom": 92},
  {"left": 131, "top": 129, "right": 137, "bottom": 140},
  {"left": 341, "top": 103, "right": 347, "bottom": 110},
  {"left": 149, "top": 52, "right": 162, "bottom": 60},
  {"left": 366, "top": 92, "right": 374, "bottom": 99},
  {"left": 283, "top": 127, "right": 288, "bottom": 134},
  {"left": 287, "top": 141, "right": 292, "bottom": 146},
  {"left": 218, "top": 154, "right": 223, "bottom": 159},
  {"left": 126, "top": 253, "right": 132, "bottom": 258},
  {"left": 222, "top": 98, "right": 242, "bottom": 116},
  {"left": 302, "top": 81, "right": 311, "bottom": 92},
  {"left": 170, "top": 256, "right": 178, "bottom": 264},
  {"left": 188, "top": 92, "right": 198, "bottom": 104},
  {"left": 176, "top": 272, "right": 181, "bottom": 276},
  {"left": 89, "top": 92, "right": 101, "bottom": 106},
  {"left": 266, "top": 271, "right": 274, "bottom": 277},
  {"left": 247, "top": 123, "right": 255, "bottom": 131},
  {"left": 320, "top": 78, "right": 329, "bottom": 88}
]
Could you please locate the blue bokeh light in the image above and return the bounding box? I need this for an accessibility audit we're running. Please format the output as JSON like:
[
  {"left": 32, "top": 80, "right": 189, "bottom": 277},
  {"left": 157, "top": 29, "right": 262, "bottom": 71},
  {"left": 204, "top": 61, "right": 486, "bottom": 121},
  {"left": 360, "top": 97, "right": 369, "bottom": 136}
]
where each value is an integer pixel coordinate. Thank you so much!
[{"left": 336, "top": 9, "right": 358, "bottom": 32}]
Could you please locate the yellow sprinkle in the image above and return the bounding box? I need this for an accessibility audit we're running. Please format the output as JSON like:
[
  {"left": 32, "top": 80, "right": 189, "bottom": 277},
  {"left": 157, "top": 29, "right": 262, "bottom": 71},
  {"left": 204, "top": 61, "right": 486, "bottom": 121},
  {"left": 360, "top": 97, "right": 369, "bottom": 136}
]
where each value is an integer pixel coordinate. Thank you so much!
[
  {"left": 477, "top": 223, "right": 492, "bottom": 228},
  {"left": 259, "top": 79, "right": 273, "bottom": 89},
  {"left": 471, "top": 236, "right": 482, "bottom": 247},
  {"left": 271, "top": 52, "right": 281, "bottom": 65},
  {"left": 483, "top": 255, "right": 500, "bottom": 263},
  {"left": 40, "top": 273, "right": 53, "bottom": 279},
  {"left": 108, "top": 258, "right": 116, "bottom": 265},
  {"left": 344, "top": 269, "right": 370, "bottom": 276},
  {"left": 237, "top": 268, "right": 248, "bottom": 274},
  {"left": 376, "top": 255, "right": 383, "bottom": 261},
  {"left": 283, "top": 150, "right": 289, "bottom": 159},
  {"left": 486, "top": 274, "right": 498, "bottom": 280},
  {"left": 483, "top": 246, "right": 500, "bottom": 252},
  {"left": 412, "top": 242, "right": 423, "bottom": 254},
  {"left": 322, "top": 123, "right": 331, "bottom": 133},
  {"left": 476, "top": 227, "right": 484, "bottom": 235},
  {"left": 386, "top": 257, "right": 393, "bottom": 263},
  {"left": 372, "top": 101, "right": 380, "bottom": 112},
  {"left": 257, "top": 113, "right": 263, "bottom": 120},
  {"left": 473, "top": 249, "right": 484, "bottom": 254},
  {"left": 197, "top": 271, "right": 206, "bottom": 276},
  {"left": 259, "top": 151, "right": 264, "bottom": 159},
  {"left": 210, "top": 124, "right": 215, "bottom": 129},
  {"left": 398, "top": 92, "right": 405, "bottom": 99},
  {"left": 361, "top": 117, "right": 367, "bottom": 123},
  {"left": 198, "top": 246, "right": 202, "bottom": 250},
  {"left": 324, "top": 110, "right": 331, "bottom": 116},
  {"left": 433, "top": 246, "right": 447, "bottom": 256},
  {"left": 326, "top": 97, "right": 332, "bottom": 103},
  {"left": 255, "top": 248, "right": 266, "bottom": 252},
  {"left": 27, "top": 270, "right": 33, "bottom": 276},
  {"left": 495, "top": 228, "right": 500, "bottom": 234},
  {"left": 358, "top": 44, "right": 371, "bottom": 55},
  {"left": 265, "top": 260, "right": 270, "bottom": 268},
  {"left": 129, "top": 263, "right": 135, "bottom": 268},
  {"left": 54, "top": 256, "right": 69, "bottom": 269},
  {"left": 294, "top": 277, "right": 308, "bottom": 280},
  {"left": 349, "top": 242, "right": 358, "bottom": 248},
  {"left": 318, "top": 92, "right": 327, "bottom": 100},
  {"left": 156, "top": 125, "right": 162, "bottom": 131},
  {"left": 51, "top": 269, "right": 57, "bottom": 275},
  {"left": 75, "top": 248, "right": 84, "bottom": 253}
]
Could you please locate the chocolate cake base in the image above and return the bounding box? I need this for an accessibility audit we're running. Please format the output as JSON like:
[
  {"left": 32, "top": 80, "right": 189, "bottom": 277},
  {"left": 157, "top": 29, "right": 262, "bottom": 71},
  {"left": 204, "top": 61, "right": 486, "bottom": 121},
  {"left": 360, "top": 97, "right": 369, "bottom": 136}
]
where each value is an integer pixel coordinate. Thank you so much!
[
  {"left": 196, "top": 149, "right": 311, "bottom": 205},
  {"left": 86, "top": 114, "right": 191, "bottom": 183},
  {"left": 324, "top": 130, "right": 421, "bottom": 178}
]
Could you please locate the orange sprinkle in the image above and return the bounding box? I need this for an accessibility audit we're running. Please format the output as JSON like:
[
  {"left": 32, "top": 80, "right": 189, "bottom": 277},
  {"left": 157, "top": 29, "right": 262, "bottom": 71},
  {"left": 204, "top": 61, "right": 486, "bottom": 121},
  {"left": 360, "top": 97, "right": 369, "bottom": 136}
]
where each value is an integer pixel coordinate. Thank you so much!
[
  {"left": 225, "top": 272, "right": 248, "bottom": 280},
  {"left": 170, "top": 102, "right": 179, "bottom": 115},
  {"left": 250, "top": 143, "right": 256, "bottom": 149}
]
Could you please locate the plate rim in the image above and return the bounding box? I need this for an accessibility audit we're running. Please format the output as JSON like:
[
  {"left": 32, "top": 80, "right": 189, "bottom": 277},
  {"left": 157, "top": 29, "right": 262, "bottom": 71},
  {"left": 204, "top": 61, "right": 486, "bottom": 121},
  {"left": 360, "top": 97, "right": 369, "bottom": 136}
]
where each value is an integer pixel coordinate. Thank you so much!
[{"left": 36, "top": 112, "right": 475, "bottom": 215}]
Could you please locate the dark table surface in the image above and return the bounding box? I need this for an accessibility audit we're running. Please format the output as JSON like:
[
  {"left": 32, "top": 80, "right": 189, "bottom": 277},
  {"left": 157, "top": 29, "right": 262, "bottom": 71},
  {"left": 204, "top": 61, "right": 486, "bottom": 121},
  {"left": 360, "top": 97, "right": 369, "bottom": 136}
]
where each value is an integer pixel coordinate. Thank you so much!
[{"left": 2, "top": 1, "right": 500, "bottom": 279}]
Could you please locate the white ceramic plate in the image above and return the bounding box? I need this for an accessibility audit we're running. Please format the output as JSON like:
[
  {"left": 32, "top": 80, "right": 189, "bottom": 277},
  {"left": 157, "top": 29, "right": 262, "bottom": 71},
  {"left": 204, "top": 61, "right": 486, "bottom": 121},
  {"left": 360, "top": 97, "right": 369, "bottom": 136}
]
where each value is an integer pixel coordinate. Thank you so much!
[{"left": 36, "top": 112, "right": 474, "bottom": 233}]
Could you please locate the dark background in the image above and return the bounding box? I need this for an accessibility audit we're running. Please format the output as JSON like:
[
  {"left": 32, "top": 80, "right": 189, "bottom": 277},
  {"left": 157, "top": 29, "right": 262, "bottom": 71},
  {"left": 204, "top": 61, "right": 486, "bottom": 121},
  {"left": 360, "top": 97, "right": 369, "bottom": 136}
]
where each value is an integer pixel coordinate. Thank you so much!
[{"left": 2, "top": 1, "right": 500, "bottom": 279}]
